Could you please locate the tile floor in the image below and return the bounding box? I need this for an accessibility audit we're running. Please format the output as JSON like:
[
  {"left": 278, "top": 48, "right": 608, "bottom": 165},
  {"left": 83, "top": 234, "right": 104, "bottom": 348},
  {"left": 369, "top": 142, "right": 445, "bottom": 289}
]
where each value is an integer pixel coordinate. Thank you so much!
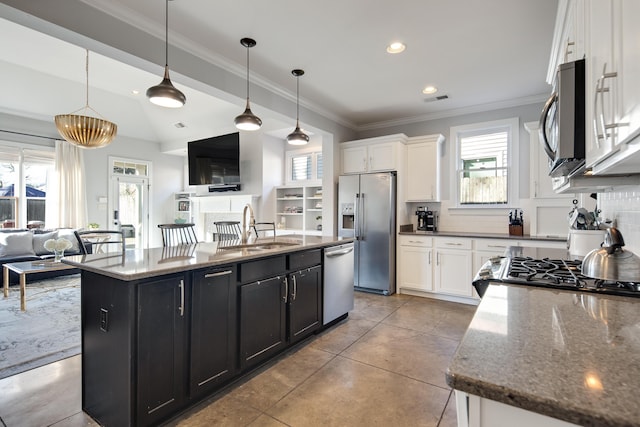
[{"left": 0, "top": 292, "right": 477, "bottom": 427}]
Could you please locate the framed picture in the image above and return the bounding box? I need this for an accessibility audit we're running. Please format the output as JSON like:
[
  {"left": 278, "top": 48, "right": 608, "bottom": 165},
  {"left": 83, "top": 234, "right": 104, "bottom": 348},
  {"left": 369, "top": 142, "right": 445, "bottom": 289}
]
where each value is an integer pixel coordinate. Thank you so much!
[{"left": 178, "top": 201, "right": 190, "bottom": 211}]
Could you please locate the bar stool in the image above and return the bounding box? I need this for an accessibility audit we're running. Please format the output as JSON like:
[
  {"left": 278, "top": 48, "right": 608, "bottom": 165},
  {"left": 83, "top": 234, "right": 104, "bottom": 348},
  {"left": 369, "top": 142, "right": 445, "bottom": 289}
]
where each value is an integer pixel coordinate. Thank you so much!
[{"left": 158, "top": 223, "right": 198, "bottom": 246}]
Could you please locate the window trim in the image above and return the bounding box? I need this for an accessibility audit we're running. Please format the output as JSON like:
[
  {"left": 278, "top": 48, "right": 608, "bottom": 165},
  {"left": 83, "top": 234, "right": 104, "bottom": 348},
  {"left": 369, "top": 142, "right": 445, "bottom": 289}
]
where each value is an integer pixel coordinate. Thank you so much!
[
  {"left": 0, "top": 141, "right": 55, "bottom": 228},
  {"left": 284, "top": 148, "right": 322, "bottom": 185},
  {"left": 450, "top": 118, "right": 519, "bottom": 209}
]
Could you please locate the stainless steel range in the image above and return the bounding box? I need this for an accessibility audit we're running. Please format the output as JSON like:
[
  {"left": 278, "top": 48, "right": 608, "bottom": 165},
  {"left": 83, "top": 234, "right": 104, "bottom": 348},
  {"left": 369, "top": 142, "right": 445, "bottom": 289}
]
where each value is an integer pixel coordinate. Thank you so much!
[{"left": 473, "top": 252, "right": 640, "bottom": 299}]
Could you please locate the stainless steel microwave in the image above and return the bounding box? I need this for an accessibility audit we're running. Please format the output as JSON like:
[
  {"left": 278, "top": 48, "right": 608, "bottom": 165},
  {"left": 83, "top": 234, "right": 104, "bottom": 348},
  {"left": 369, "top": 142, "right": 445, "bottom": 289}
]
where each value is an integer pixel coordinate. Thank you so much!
[{"left": 539, "top": 59, "right": 585, "bottom": 177}]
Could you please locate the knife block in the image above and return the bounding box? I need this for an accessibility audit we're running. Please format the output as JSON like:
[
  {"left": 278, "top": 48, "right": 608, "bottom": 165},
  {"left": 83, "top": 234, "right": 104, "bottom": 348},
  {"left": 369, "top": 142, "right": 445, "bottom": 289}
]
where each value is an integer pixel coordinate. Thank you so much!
[{"left": 509, "top": 224, "right": 523, "bottom": 236}]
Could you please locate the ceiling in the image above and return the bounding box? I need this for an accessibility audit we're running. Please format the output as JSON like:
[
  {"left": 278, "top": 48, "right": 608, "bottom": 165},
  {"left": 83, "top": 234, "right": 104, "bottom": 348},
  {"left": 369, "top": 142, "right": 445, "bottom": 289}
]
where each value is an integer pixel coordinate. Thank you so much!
[{"left": 0, "top": 0, "right": 559, "bottom": 149}]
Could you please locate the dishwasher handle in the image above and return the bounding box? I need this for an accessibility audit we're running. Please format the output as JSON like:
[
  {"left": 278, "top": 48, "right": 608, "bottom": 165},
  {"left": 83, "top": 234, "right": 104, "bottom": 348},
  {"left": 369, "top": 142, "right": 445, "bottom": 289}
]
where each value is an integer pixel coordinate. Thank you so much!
[{"left": 325, "top": 246, "right": 354, "bottom": 257}]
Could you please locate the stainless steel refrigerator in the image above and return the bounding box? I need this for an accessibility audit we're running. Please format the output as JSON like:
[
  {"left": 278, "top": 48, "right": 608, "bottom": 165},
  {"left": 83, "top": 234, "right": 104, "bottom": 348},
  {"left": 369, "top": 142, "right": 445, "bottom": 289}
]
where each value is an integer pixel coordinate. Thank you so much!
[{"left": 338, "top": 172, "right": 396, "bottom": 295}]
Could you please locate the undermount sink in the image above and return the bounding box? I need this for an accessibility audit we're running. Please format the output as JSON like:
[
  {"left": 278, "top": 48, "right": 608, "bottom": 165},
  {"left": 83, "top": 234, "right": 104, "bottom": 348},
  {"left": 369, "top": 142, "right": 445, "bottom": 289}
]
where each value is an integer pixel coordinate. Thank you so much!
[{"left": 220, "top": 241, "right": 300, "bottom": 251}]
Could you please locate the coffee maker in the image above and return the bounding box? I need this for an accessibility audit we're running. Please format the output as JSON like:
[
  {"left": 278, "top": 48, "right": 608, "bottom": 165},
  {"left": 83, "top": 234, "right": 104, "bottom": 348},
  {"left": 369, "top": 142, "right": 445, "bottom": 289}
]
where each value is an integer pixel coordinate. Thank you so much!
[{"left": 416, "top": 206, "right": 438, "bottom": 232}]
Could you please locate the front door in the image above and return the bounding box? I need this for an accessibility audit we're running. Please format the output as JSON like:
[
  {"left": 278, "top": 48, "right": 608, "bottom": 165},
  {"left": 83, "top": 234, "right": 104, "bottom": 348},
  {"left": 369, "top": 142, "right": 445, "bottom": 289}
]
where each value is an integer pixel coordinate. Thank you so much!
[{"left": 108, "top": 158, "right": 150, "bottom": 249}]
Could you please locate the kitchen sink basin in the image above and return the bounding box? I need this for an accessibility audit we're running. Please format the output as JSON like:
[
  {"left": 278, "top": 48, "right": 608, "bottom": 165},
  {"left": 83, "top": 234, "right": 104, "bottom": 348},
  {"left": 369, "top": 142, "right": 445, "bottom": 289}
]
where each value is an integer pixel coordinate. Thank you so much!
[{"left": 220, "top": 241, "right": 299, "bottom": 251}]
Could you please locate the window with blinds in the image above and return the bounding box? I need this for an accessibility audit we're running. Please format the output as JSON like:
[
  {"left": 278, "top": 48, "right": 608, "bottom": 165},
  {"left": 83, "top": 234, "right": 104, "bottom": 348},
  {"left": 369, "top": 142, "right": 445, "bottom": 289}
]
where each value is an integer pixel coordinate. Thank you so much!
[
  {"left": 286, "top": 150, "right": 322, "bottom": 184},
  {"left": 452, "top": 118, "right": 518, "bottom": 207}
]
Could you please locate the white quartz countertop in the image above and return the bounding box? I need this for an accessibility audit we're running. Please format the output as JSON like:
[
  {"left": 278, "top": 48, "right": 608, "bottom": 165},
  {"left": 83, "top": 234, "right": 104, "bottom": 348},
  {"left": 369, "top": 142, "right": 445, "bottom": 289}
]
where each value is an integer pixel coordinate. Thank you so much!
[
  {"left": 63, "top": 235, "right": 352, "bottom": 281},
  {"left": 446, "top": 284, "right": 640, "bottom": 426}
]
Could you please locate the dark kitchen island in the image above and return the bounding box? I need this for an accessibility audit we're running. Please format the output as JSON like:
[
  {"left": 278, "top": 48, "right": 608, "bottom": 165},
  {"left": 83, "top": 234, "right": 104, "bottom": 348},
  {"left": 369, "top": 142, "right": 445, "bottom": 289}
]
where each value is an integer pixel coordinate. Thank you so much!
[{"left": 63, "top": 235, "right": 353, "bottom": 427}]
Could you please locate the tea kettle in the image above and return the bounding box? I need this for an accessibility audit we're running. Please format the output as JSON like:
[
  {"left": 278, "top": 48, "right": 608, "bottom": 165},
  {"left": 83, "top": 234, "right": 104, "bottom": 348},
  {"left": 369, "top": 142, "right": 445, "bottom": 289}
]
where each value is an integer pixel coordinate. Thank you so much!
[{"left": 581, "top": 228, "right": 640, "bottom": 281}]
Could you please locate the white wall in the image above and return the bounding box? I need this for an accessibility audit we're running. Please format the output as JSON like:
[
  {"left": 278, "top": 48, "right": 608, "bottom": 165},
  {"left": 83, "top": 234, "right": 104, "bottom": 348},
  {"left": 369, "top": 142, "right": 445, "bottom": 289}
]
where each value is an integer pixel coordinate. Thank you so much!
[
  {"left": 83, "top": 135, "right": 184, "bottom": 248},
  {"left": 261, "top": 135, "right": 286, "bottom": 223}
]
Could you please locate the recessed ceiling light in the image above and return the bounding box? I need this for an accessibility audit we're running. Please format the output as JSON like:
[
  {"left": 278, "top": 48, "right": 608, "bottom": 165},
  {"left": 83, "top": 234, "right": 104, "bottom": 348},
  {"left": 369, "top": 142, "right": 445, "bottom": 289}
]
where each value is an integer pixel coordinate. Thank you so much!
[
  {"left": 131, "top": 89, "right": 140, "bottom": 95},
  {"left": 386, "top": 42, "right": 406, "bottom": 54},
  {"left": 422, "top": 85, "right": 438, "bottom": 95}
]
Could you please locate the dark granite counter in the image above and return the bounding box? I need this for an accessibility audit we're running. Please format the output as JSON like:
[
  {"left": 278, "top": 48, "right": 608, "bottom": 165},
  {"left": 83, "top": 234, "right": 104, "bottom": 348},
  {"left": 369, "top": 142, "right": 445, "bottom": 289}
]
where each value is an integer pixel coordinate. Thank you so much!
[
  {"left": 446, "top": 284, "right": 640, "bottom": 426},
  {"left": 64, "top": 235, "right": 352, "bottom": 281}
]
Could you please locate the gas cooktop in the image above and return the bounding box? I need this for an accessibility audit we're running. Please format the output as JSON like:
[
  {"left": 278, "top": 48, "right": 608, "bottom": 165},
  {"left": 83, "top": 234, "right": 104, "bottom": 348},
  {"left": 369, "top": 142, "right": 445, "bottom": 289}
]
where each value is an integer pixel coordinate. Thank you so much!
[{"left": 473, "top": 256, "right": 640, "bottom": 298}]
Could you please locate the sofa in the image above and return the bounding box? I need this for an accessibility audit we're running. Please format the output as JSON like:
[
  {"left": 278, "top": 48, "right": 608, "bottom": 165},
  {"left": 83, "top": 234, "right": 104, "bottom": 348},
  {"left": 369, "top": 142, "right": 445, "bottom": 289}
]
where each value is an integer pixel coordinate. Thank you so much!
[{"left": 0, "top": 228, "right": 85, "bottom": 284}]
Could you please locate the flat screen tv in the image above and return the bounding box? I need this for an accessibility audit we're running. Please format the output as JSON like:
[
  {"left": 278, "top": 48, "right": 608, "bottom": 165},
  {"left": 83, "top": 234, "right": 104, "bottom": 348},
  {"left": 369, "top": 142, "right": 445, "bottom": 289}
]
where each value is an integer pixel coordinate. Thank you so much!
[{"left": 188, "top": 132, "right": 240, "bottom": 185}]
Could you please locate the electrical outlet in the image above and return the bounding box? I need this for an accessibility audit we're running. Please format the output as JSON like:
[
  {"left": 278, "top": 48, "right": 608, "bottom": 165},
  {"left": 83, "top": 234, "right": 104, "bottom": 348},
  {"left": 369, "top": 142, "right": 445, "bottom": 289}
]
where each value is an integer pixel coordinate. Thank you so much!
[{"left": 100, "top": 308, "right": 109, "bottom": 332}]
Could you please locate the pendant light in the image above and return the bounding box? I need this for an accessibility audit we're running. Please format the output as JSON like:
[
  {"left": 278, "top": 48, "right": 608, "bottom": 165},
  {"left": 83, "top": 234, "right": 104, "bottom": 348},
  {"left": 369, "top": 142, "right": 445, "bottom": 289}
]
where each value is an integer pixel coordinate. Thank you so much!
[
  {"left": 287, "top": 69, "right": 309, "bottom": 145},
  {"left": 54, "top": 49, "right": 117, "bottom": 148},
  {"left": 146, "top": 0, "right": 186, "bottom": 108},
  {"left": 234, "top": 38, "right": 262, "bottom": 131}
]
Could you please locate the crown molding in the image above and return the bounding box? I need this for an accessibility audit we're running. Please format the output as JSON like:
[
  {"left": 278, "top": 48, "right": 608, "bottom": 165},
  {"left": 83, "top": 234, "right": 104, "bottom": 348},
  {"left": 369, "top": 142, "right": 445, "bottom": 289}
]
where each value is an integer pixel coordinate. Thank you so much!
[{"left": 356, "top": 94, "right": 549, "bottom": 132}]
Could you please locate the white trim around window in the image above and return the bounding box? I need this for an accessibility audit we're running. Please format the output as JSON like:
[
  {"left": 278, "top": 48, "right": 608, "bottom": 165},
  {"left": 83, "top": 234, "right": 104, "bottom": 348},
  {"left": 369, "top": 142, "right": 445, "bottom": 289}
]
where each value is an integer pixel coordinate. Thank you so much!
[{"left": 449, "top": 117, "right": 519, "bottom": 209}]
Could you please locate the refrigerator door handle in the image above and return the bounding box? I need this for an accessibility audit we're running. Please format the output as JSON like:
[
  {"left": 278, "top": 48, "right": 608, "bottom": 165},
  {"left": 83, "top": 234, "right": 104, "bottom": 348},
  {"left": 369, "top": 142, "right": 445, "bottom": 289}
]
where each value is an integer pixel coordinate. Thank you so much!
[
  {"left": 359, "top": 193, "right": 365, "bottom": 239},
  {"left": 354, "top": 194, "right": 360, "bottom": 239}
]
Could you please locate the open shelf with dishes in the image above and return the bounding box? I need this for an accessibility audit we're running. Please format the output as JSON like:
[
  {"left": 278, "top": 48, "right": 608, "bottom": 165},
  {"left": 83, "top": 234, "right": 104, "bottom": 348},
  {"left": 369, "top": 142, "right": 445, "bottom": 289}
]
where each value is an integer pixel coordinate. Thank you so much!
[{"left": 275, "top": 185, "right": 323, "bottom": 235}]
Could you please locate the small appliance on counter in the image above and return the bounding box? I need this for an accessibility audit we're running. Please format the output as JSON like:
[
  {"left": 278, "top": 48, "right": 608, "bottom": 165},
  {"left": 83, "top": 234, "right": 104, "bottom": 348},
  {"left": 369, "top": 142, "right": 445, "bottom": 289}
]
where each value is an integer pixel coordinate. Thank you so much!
[
  {"left": 508, "top": 209, "right": 523, "bottom": 236},
  {"left": 415, "top": 206, "right": 438, "bottom": 231}
]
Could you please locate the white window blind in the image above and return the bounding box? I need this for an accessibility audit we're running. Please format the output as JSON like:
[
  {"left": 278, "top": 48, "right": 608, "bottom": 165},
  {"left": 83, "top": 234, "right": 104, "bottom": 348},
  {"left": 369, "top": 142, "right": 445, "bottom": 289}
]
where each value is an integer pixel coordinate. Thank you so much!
[{"left": 451, "top": 118, "right": 518, "bottom": 207}]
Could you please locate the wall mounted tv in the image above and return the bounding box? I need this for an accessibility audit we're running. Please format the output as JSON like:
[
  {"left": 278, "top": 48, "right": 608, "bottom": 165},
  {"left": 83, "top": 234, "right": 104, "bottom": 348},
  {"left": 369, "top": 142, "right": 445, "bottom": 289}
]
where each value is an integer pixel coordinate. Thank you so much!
[{"left": 188, "top": 132, "right": 240, "bottom": 186}]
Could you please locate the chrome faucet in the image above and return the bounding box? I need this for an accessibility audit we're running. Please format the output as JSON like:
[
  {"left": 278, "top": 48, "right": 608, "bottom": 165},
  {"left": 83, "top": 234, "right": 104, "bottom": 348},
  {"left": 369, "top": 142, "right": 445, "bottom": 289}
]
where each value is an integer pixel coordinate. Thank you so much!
[{"left": 242, "top": 203, "right": 255, "bottom": 243}]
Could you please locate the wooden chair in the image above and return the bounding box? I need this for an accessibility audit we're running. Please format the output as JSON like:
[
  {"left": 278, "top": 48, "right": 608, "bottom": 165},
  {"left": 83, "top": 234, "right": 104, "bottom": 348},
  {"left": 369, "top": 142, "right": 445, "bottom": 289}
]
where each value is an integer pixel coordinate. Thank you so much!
[
  {"left": 213, "top": 221, "right": 242, "bottom": 241},
  {"left": 77, "top": 230, "right": 126, "bottom": 256},
  {"left": 158, "top": 223, "right": 198, "bottom": 246}
]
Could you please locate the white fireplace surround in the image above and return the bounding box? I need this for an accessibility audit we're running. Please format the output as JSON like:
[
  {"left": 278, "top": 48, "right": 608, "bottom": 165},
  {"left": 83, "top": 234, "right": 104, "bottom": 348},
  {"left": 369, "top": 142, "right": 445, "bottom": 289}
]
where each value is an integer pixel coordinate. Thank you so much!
[{"left": 190, "top": 195, "right": 259, "bottom": 241}]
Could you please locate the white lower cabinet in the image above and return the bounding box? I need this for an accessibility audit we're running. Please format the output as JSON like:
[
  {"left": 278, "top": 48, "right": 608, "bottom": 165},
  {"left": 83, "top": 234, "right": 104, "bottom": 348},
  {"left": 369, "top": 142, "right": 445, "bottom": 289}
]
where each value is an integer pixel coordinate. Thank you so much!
[
  {"left": 398, "top": 236, "right": 433, "bottom": 292},
  {"left": 434, "top": 237, "right": 473, "bottom": 297},
  {"left": 455, "top": 391, "right": 579, "bottom": 427},
  {"left": 398, "top": 235, "right": 567, "bottom": 302}
]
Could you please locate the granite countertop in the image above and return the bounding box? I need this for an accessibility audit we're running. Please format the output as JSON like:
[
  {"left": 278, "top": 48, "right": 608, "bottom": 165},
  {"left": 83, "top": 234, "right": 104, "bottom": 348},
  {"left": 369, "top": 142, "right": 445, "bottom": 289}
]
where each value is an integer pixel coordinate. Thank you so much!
[
  {"left": 446, "top": 284, "right": 640, "bottom": 427},
  {"left": 63, "top": 235, "right": 352, "bottom": 281},
  {"left": 398, "top": 230, "right": 566, "bottom": 241}
]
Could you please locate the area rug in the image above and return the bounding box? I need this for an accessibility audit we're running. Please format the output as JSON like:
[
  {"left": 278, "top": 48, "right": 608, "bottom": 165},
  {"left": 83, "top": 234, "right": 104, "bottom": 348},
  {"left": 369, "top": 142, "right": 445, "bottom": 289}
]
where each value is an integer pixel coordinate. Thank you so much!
[{"left": 0, "top": 274, "right": 80, "bottom": 380}]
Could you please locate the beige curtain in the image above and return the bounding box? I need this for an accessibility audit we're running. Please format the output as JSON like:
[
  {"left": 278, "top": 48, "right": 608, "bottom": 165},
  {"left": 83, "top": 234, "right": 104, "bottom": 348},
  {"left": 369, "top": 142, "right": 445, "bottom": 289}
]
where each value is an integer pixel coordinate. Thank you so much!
[{"left": 46, "top": 140, "right": 87, "bottom": 228}]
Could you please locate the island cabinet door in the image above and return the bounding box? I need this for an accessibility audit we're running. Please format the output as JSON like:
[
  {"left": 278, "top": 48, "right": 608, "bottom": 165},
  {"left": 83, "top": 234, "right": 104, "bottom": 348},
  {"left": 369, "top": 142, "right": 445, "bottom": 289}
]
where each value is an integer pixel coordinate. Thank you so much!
[
  {"left": 189, "top": 266, "right": 237, "bottom": 398},
  {"left": 288, "top": 265, "right": 322, "bottom": 344},
  {"left": 239, "top": 275, "right": 287, "bottom": 369},
  {"left": 137, "top": 275, "right": 187, "bottom": 427}
]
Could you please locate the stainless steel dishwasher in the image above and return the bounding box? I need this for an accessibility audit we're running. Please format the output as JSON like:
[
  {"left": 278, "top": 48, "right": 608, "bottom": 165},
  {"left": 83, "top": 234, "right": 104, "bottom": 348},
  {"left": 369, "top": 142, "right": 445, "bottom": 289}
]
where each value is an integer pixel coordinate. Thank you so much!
[{"left": 323, "top": 242, "right": 355, "bottom": 325}]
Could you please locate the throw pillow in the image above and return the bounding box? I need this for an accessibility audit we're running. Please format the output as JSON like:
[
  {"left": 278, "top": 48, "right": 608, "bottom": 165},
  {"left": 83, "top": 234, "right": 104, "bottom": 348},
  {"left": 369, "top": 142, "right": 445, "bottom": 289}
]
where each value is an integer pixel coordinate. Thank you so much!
[
  {"left": 33, "top": 231, "right": 59, "bottom": 255},
  {"left": 0, "top": 231, "right": 36, "bottom": 257},
  {"left": 56, "top": 229, "right": 82, "bottom": 255}
]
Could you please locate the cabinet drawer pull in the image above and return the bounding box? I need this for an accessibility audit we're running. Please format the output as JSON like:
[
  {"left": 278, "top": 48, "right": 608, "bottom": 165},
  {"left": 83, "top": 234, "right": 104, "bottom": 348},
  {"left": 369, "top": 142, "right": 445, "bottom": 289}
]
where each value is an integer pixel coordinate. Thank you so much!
[
  {"left": 204, "top": 270, "right": 233, "bottom": 278},
  {"left": 178, "top": 279, "right": 185, "bottom": 317},
  {"left": 445, "top": 242, "right": 462, "bottom": 246},
  {"left": 487, "top": 245, "right": 506, "bottom": 248}
]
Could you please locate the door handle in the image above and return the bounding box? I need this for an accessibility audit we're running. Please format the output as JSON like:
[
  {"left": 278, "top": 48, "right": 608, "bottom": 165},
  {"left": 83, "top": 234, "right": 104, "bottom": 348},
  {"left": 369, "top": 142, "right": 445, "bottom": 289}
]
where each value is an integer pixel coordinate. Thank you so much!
[
  {"left": 292, "top": 275, "right": 297, "bottom": 301},
  {"left": 539, "top": 92, "right": 557, "bottom": 161},
  {"left": 325, "top": 247, "right": 354, "bottom": 257},
  {"left": 178, "top": 279, "right": 185, "bottom": 317},
  {"left": 282, "top": 276, "right": 288, "bottom": 303}
]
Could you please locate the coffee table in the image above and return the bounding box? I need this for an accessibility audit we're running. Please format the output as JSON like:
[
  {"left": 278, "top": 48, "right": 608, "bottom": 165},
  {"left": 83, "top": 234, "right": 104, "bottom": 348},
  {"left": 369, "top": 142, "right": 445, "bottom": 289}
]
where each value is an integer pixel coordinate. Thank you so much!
[{"left": 3, "top": 260, "right": 76, "bottom": 311}]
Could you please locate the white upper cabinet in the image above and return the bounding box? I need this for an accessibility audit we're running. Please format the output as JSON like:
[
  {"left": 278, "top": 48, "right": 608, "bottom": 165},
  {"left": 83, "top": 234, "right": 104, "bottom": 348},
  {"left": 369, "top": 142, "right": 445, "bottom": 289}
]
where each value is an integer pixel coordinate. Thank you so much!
[
  {"left": 585, "top": 0, "right": 617, "bottom": 168},
  {"left": 584, "top": 0, "right": 640, "bottom": 173},
  {"left": 340, "top": 134, "right": 407, "bottom": 174},
  {"left": 547, "top": 0, "right": 585, "bottom": 80},
  {"left": 405, "top": 134, "right": 445, "bottom": 202},
  {"left": 614, "top": 0, "right": 640, "bottom": 147}
]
